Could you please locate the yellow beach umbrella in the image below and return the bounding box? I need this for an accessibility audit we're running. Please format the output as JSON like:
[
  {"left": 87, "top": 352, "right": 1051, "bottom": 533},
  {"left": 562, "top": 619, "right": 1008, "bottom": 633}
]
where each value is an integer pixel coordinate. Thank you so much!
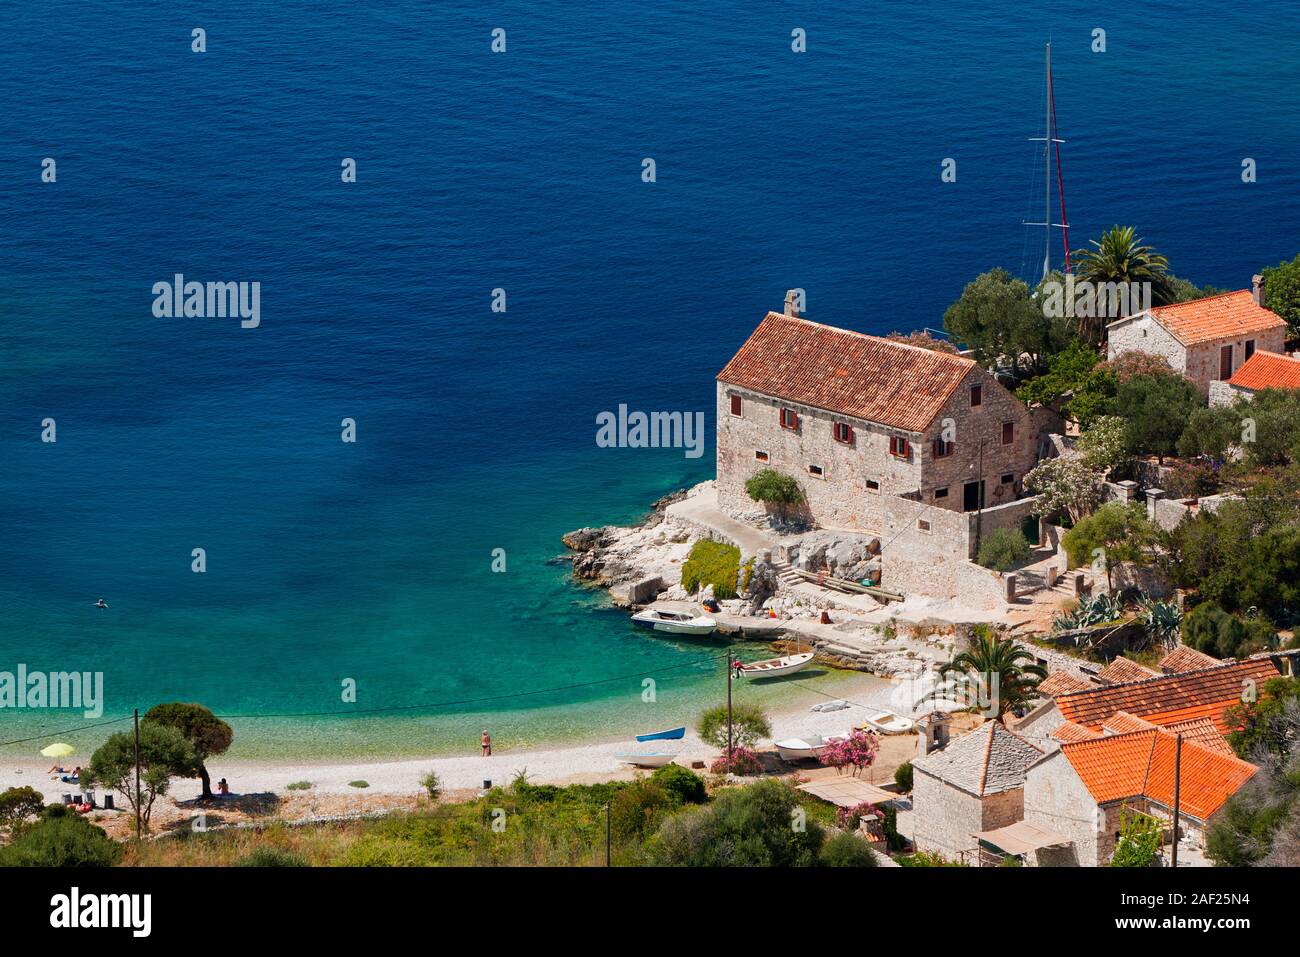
[{"left": 40, "top": 742, "right": 75, "bottom": 758}]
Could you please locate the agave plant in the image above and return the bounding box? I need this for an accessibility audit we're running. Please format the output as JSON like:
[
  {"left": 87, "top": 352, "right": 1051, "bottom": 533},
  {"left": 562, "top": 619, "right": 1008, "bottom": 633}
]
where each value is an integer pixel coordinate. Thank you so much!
[
  {"left": 1138, "top": 598, "right": 1182, "bottom": 649},
  {"left": 1053, "top": 593, "right": 1125, "bottom": 632}
]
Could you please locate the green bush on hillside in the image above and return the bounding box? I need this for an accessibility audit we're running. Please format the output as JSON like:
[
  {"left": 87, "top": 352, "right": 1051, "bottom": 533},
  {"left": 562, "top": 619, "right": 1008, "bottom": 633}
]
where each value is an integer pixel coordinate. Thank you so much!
[
  {"left": 680, "top": 539, "right": 741, "bottom": 599},
  {"left": 0, "top": 809, "right": 121, "bottom": 867},
  {"left": 650, "top": 764, "right": 707, "bottom": 805},
  {"left": 235, "top": 847, "right": 310, "bottom": 867}
]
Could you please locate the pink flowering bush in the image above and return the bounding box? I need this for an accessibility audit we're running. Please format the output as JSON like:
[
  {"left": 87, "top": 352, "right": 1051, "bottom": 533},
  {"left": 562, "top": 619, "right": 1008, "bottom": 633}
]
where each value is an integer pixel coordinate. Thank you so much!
[
  {"left": 710, "top": 746, "right": 762, "bottom": 776},
  {"left": 835, "top": 801, "right": 881, "bottom": 833},
  {"left": 818, "top": 729, "right": 879, "bottom": 776}
]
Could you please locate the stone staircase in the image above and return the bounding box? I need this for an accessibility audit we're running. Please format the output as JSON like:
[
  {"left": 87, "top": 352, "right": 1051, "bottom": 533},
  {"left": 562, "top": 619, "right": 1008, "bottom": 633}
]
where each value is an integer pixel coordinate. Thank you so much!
[{"left": 772, "top": 560, "right": 802, "bottom": 588}]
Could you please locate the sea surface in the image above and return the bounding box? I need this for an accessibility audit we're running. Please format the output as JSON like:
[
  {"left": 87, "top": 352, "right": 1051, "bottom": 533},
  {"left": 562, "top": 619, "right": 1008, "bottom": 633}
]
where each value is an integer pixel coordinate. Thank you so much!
[{"left": 2, "top": 2, "right": 1298, "bottom": 758}]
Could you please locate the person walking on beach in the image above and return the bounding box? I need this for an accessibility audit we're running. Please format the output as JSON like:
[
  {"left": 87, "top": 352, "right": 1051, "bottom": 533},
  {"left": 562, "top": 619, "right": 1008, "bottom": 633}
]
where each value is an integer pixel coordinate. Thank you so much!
[{"left": 481, "top": 729, "right": 492, "bottom": 757}]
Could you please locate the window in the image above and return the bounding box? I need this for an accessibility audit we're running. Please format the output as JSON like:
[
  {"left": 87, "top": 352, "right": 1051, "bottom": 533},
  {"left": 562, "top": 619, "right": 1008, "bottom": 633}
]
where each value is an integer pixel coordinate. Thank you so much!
[
  {"left": 780, "top": 408, "right": 799, "bottom": 430},
  {"left": 933, "top": 487, "right": 949, "bottom": 500},
  {"left": 833, "top": 422, "right": 854, "bottom": 444},
  {"left": 1245, "top": 339, "right": 1256, "bottom": 361},
  {"left": 1000, "top": 473, "right": 1014, "bottom": 486},
  {"left": 729, "top": 394, "right": 742, "bottom": 417},
  {"left": 889, "top": 435, "right": 910, "bottom": 458},
  {"left": 754, "top": 450, "right": 769, "bottom": 463},
  {"left": 970, "top": 384, "right": 983, "bottom": 407},
  {"left": 1001, "top": 422, "right": 1014, "bottom": 446},
  {"left": 865, "top": 479, "right": 880, "bottom": 492},
  {"left": 932, "top": 437, "right": 954, "bottom": 458},
  {"left": 917, "top": 519, "right": 932, "bottom": 533},
  {"left": 808, "top": 464, "right": 824, "bottom": 478},
  {"left": 1219, "top": 344, "right": 1233, "bottom": 380}
]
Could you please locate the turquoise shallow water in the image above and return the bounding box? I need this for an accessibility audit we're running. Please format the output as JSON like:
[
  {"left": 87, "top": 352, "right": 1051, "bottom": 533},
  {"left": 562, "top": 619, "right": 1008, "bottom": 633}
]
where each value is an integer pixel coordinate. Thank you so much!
[{"left": 1, "top": 2, "right": 1298, "bottom": 758}]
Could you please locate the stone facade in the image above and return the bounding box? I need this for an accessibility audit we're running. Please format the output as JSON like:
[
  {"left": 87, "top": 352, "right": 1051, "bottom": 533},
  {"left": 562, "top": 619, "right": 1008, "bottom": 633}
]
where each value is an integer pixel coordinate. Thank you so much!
[
  {"left": 1107, "top": 311, "right": 1286, "bottom": 397},
  {"left": 716, "top": 367, "right": 1042, "bottom": 533},
  {"left": 1022, "top": 751, "right": 1118, "bottom": 866},
  {"left": 911, "top": 769, "right": 1024, "bottom": 863}
]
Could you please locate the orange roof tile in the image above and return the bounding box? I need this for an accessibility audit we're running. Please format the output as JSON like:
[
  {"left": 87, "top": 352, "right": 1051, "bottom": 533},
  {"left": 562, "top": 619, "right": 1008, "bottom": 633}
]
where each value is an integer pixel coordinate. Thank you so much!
[
  {"left": 1060, "top": 729, "right": 1256, "bottom": 821},
  {"left": 1159, "top": 645, "right": 1222, "bottom": 675},
  {"left": 1143, "top": 290, "right": 1285, "bottom": 346},
  {"left": 1163, "top": 717, "right": 1237, "bottom": 758},
  {"left": 1101, "top": 711, "right": 1156, "bottom": 734},
  {"left": 1051, "top": 721, "right": 1103, "bottom": 743},
  {"left": 717, "top": 312, "right": 976, "bottom": 433},
  {"left": 1055, "top": 659, "right": 1282, "bottom": 734},
  {"left": 1037, "top": 672, "right": 1094, "bottom": 697},
  {"left": 1097, "top": 657, "right": 1159, "bottom": 685},
  {"left": 1226, "top": 350, "right": 1300, "bottom": 391}
]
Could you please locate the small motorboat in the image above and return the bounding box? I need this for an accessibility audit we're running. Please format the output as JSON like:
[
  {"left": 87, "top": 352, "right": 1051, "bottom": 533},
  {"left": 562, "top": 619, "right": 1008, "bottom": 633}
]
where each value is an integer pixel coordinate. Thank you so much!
[
  {"left": 635, "top": 726, "right": 686, "bottom": 743},
  {"left": 739, "top": 652, "right": 814, "bottom": 678},
  {"left": 615, "top": 752, "right": 676, "bottom": 768},
  {"left": 631, "top": 608, "right": 718, "bottom": 636},
  {"left": 810, "top": 699, "right": 849, "bottom": 713},
  {"left": 858, "top": 710, "right": 916, "bottom": 735}
]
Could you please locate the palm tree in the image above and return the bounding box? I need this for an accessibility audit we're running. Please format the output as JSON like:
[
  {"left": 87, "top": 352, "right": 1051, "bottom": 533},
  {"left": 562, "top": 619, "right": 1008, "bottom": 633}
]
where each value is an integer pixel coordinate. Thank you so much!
[
  {"left": 1071, "top": 226, "right": 1174, "bottom": 342},
  {"left": 933, "top": 626, "right": 1048, "bottom": 718}
]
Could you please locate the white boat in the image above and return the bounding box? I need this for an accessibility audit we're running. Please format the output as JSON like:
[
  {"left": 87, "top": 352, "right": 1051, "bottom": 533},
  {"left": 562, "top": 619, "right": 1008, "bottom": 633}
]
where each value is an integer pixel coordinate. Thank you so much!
[
  {"left": 614, "top": 752, "right": 676, "bottom": 768},
  {"left": 859, "top": 710, "right": 915, "bottom": 735},
  {"left": 631, "top": 608, "right": 718, "bottom": 636},
  {"left": 739, "top": 652, "right": 814, "bottom": 678},
  {"left": 773, "top": 732, "right": 847, "bottom": 762}
]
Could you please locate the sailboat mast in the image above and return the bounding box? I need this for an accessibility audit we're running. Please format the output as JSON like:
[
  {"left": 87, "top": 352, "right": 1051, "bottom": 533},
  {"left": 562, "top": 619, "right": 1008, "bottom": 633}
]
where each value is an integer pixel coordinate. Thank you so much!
[{"left": 1043, "top": 41, "right": 1052, "bottom": 280}]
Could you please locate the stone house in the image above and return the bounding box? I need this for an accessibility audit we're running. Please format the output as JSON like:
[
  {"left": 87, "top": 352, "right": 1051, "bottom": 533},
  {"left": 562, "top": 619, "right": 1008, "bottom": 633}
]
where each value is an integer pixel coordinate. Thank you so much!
[
  {"left": 1022, "top": 728, "right": 1257, "bottom": 865},
  {"left": 716, "top": 304, "right": 1047, "bottom": 532},
  {"left": 1209, "top": 349, "right": 1300, "bottom": 406},
  {"left": 1105, "top": 281, "right": 1286, "bottom": 396},
  {"left": 909, "top": 721, "right": 1044, "bottom": 863}
]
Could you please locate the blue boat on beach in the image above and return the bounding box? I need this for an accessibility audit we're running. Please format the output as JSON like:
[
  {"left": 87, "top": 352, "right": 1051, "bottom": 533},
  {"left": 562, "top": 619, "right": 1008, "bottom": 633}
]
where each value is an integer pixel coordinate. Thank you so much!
[{"left": 635, "top": 726, "right": 686, "bottom": 743}]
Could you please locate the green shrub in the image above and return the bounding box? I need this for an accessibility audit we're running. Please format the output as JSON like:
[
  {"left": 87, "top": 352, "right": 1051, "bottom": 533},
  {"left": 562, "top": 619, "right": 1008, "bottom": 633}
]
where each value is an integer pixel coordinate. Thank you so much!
[
  {"left": 744, "top": 468, "right": 805, "bottom": 510},
  {"left": 1111, "top": 810, "right": 1164, "bottom": 867},
  {"left": 646, "top": 779, "right": 824, "bottom": 866},
  {"left": 818, "top": 832, "right": 877, "bottom": 867},
  {"left": 0, "top": 812, "right": 121, "bottom": 867},
  {"left": 697, "top": 703, "right": 771, "bottom": 750},
  {"left": 420, "top": 771, "right": 441, "bottom": 801},
  {"left": 650, "top": 764, "right": 707, "bottom": 805},
  {"left": 1182, "top": 603, "right": 1273, "bottom": 659},
  {"left": 234, "top": 847, "right": 310, "bottom": 868},
  {"left": 977, "top": 528, "right": 1032, "bottom": 571},
  {"left": 348, "top": 780, "right": 369, "bottom": 789},
  {"left": 0, "top": 786, "right": 45, "bottom": 834},
  {"left": 680, "top": 539, "right": 741, "bottom": 599},
  {"left": 286, "top": 780, "right": 313, "bottom": 790},
  {"left": 893, "top": 761, "right": 913, "bottom": 793},
  {"left": 609, "top": 781, "right": 672, "bottom": 843}
]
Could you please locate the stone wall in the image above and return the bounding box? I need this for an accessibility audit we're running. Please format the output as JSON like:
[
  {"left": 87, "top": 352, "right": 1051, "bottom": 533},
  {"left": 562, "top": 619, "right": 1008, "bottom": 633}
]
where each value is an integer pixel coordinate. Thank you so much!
[
  {"left": 1183, "top": 328, "right": 1287, "bottom": 396},
  {"left": 911, "top": 770, "right": 985, "bottom": 862},
  {"left": 715, "top": 381, "right": 920, "bottom": 531},
  {"left": 1107, "top": 313, "right": 1186, "bottom": 372},
  {"left": 1023, "top": 751, "right": 1111, "bottom": 866}
]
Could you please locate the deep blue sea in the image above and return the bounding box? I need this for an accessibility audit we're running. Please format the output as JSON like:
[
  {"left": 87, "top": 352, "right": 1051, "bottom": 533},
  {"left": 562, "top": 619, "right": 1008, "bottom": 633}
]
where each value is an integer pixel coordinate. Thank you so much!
[{"left": 2, "top": 2, "right": 1298, "bottom": 757}]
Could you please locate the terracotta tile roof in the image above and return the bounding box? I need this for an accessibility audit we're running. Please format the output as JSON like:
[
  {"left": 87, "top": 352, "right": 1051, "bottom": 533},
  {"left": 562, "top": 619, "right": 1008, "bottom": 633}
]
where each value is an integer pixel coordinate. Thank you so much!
[
  {"left": 1059, "top": 729, "right": 1256, "bottom": 822},
  {"left": 1097, "top": 657, "right": 1160, "bottom": 685},
  {"left": 717, "top": 312, "right": 976, "bottom": 432},
  {"left": 1163, "top": 717, "right": 1237, "bottom": 758},
  {"left": 1143, "top": 290, "right": 1285, "bottom": 346},
  {"left": 1037, "top": 672, "right": 1094, "bottom": 697},
  {"left": 1226, "top": 350, "right": 1300, "bottom": 391},
  {"left": 1051, "top": 721, "right": 1103, "bottom": 743},
  {"left": 1101, "top": 711, "right": 1156, "bottom": 734},
  {"left": 1054, "top": 659, "right": 1283, "bottom": 734},
  {"left": 911, "top": 720, "right": 1043, "bottom": 796},
  {"left": 1159, "top": 645, "right": 1222, "bottom": 675}
]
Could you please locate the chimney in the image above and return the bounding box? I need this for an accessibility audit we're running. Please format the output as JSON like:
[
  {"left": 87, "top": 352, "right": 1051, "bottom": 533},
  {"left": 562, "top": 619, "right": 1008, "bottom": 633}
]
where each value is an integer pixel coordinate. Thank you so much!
[
  {"left": 783, "top": 289, "right": 800, "bottom": 318},
  {"left": 1252, "top": 274, "right": 1265, "bottom": 307}
]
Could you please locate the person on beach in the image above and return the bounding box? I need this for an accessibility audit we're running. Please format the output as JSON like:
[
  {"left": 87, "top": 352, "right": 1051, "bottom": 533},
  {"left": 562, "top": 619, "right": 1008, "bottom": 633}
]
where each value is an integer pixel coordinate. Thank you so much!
[
  {"left": 216, "top": 778, "right": 230, "bottom": 795},
  {"left": 481, "top": 730, "right": 492, "bottom": 757}
]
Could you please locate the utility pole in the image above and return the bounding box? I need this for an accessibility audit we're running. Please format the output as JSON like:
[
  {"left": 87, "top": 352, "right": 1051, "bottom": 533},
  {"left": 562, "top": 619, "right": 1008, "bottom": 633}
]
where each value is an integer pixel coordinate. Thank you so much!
[
  {"left": 133, "top": 708, "right": 142, "bottom": 843},
  {"left": 604, "top": 803, "right": 611, "bottom": 867},
  {"left": 1171, "top": 734, "right": 1183, "bottom": 868},
  {"left": 726, "top": 647, "right": 734, "bottom": 762}
]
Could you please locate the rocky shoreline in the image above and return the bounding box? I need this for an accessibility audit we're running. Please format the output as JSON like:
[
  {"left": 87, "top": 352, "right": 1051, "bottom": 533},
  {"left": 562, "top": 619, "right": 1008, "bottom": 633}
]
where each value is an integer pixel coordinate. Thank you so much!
[{"left": 560, "top": 481, "right": 972, "bottom": 680}]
